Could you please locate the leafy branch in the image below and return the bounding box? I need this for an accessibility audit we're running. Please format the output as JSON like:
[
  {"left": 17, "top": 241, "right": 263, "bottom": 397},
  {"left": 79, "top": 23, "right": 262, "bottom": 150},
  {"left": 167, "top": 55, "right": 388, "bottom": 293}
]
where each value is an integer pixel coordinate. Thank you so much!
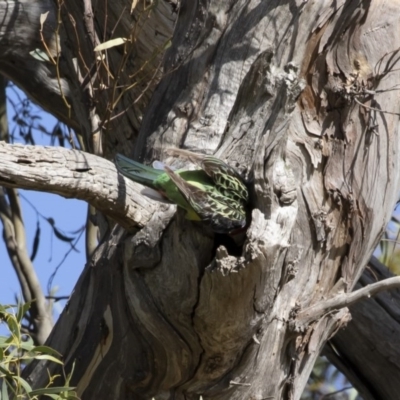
[{"left": 0, "top": 303, "right": 78, "bottom": 400}]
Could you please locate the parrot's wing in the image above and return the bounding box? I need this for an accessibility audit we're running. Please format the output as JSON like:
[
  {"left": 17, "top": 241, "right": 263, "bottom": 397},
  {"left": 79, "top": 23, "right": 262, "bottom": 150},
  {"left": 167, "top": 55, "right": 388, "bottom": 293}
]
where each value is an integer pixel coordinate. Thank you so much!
[
  {"left": 165, "top": 149, "right": 248, "bottom": 204},
  {"left": 163, "top": 166, "right": 209, "bottom": 208},
  {"left": 164, "top": 166, "right": 247, "bottom": 233},
  {"left": 201, "top": 156, "right": 249, "bottom": 204}
]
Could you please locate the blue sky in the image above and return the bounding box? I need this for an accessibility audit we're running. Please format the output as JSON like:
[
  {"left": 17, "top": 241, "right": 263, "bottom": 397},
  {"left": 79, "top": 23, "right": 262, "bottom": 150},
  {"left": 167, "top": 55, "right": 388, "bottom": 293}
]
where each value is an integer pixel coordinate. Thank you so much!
[{"left": 0, "top": 86, "right": 86, "bottom": 322}]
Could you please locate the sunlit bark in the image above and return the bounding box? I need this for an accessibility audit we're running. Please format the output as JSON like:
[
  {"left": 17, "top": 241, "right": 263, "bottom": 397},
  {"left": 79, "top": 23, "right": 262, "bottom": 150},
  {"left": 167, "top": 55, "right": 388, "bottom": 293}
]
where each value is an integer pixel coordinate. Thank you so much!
[{"left": 0, "top": 1, "right": 400, "bottom": 399}]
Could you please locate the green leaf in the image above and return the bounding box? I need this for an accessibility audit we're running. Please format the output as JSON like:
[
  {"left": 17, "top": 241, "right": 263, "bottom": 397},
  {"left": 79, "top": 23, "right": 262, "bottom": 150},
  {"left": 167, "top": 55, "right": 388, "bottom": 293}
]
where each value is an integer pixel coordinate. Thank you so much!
[
  {"left": 1, "top": 379, "right": 10, "bottom": 400},
  {"left": 16, "top": 302, "right": 31, "bottom": 323},
  {"left": 19, "top": 343, "right": 35, "bottom": 353},
  {"left": 51, "top": 225, "right": 75, "bottom": 242},
  {"left": 13, "top": 375, "right": 32, "bottom": 394},
  {"left": 163, "top": 39, "right": 172, "bottom": 50},
  {"left": 29, "top": 386, "right": 76, "bottom": 395},
  {"left": 131, "top": 0, "right": 138, "bottom": 12},
  {"left": 94, "top": 38, "right": 128, "bottom": 52},
  {"left": 0, "top": 363, "right": 11, "bottom": 376},
  {"left": 40, "top": 11, "right": 49, "bottom": 26},
  {"left": 29, "top": 48, "right": 52, "bottom": 63},
  {"left": 32, "top": 346, "right": 62, "bottom": 358},
  {"left": 19, "top": 336, "right": 35, "bottom": 352},
  {"left": 31, "top": 354, "right": 63, "bottom": 365},
  {"left": 5, "top": 316, "right": 20, "bottom": 343},
  {"left": 0, "top": 336, "right": 13, "bottom": 348},
  {"left": 0, "top": 304, "right": 16, "bottom": 313}
]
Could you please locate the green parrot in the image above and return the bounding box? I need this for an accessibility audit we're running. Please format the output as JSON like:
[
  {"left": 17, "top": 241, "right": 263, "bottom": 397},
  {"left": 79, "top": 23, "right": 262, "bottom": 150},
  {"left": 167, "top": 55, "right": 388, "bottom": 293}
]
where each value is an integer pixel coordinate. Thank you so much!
[{"left": 115, "top": 151, "right": 249, "bottom": 234}]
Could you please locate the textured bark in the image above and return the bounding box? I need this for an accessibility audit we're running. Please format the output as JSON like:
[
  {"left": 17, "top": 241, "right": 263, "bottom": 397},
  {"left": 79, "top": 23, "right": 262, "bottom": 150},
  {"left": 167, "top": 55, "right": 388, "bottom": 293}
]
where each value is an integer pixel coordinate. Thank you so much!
[
  {"left": 0, "top": 1, "right": 399, "bottom": 399},
  {"left": 0, "top": 0, "right": 175, "bottom": 154},
  {"left": 0, "top": 142, "right": 160, "bottom": 230}
]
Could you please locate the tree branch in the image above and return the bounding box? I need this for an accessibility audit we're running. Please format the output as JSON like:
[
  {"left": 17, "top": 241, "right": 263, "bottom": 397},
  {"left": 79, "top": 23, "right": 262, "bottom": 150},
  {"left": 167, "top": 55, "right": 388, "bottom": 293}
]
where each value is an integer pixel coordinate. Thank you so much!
[
  {"left": 6, "top": 187, "right": 54, "bottom": 343},
  {"left": 0, "top": 142, "right": 161, "bottom": 230},
  {"left": 0, "top": 1, "right": 78, "bottom": 130},
  {"left": 85, "top": 204, "right": 99, "bottom": 260},
  {"left": 325, "top": 257, "right": 400, "bottom": 400},
  {"left": 295, "top": 276, "right": 400, "bottom": 329},
  {"left": 0, "top": 76, "right": 53, "bottom": 344},
  {"left": 0, "top": 189, "right": 31, "bottom": 302}
]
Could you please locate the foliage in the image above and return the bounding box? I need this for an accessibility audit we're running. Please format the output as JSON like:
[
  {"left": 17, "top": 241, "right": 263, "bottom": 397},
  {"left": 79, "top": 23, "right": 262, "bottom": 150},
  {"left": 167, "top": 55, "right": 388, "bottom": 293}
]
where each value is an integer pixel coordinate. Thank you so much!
[
  {"left": 3, "top": 83, "right": 85, "bottom": 318},
  {"left": 0, "top": 303, "right": 78, "bottom": 399},
  {"left": 302, "top": 357, "right": 360, "bottom": 400},
  {"left": 7, "top": 82, "right": 73, "bottom": 148},
  {"left": 379, "top": 203, "right": 400, "bottom": 275}
]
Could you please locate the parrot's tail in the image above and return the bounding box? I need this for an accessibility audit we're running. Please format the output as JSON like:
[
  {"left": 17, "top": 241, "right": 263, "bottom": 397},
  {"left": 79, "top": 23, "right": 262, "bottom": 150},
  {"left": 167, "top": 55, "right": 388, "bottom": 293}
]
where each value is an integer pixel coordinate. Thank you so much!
[{"left": 115, "top": 154, "right": 163, "bottom": 188}]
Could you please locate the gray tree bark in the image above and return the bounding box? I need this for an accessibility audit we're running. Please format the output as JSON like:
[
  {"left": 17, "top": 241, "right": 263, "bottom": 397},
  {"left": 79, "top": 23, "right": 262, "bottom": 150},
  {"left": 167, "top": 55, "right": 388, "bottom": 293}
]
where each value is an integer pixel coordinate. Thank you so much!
[{"left": 0, "top": 1, "right": 400, "bottom": 399}]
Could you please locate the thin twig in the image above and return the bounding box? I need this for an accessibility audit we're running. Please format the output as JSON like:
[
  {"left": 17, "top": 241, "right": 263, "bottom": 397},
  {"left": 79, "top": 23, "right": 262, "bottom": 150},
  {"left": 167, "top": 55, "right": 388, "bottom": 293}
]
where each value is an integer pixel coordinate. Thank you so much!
[
  {"left": 45, "top": 295, "right": 70, "bottom": 301},
  {"left": 47, "top": 227, "right": 85, "bottom": 294},
  {"left": 354, "top": 97, "right": 400, "bottom": 116},
  {"left": 320, "top": 386, "right": 353, "bottom": 399},
  {"left": 297, "top": 276, "right": 400, "bottom": 326}
]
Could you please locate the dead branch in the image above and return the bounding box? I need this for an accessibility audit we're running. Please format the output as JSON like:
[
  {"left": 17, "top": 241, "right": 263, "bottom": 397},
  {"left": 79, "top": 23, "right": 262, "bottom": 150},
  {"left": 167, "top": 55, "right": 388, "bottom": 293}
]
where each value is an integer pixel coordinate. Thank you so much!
[
  {"left": 0, "top": 142, "right": 162, "bottom": 230},
  {"left": 296, "top": 276, "right": 400, "bottom": 329}
]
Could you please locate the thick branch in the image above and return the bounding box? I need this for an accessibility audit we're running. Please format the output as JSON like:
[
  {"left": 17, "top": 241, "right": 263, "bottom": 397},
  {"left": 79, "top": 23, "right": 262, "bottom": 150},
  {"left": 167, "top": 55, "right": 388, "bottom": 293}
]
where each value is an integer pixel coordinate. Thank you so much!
[{"left": 0, "top": 142, "right": 160, "bottom": 230}]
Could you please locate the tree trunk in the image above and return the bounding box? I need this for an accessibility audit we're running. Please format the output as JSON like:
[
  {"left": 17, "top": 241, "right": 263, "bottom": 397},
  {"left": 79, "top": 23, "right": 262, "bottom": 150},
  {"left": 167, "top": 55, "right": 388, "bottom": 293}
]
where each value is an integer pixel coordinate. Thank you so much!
[{"left": 0, "top": 1, "right": 400, "bottom": 399}]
